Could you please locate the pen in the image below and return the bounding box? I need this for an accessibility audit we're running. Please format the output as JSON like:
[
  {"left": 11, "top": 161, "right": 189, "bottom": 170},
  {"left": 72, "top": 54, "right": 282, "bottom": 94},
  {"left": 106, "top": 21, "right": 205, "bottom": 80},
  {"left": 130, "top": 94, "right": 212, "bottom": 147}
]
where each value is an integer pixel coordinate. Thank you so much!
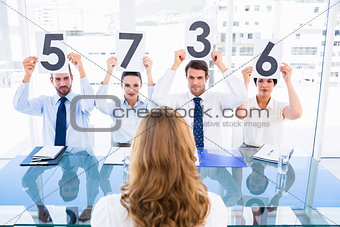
[{"left": 267, "top": 150, "right": 274, "bottom": 156}]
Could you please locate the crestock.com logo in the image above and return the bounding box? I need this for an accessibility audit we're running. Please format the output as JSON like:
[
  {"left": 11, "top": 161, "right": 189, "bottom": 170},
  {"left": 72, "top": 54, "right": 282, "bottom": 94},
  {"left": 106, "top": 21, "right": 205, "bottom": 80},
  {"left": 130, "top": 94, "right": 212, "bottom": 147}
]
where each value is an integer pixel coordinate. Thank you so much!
[{"left": 70, "top": 95, "right": 270, "bottom": 132}]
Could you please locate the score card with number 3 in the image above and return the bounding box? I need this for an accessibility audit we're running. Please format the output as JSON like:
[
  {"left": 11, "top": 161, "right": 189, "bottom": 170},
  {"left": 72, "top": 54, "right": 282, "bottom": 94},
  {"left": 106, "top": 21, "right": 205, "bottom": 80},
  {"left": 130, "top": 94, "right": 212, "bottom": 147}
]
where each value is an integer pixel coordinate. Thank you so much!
[
  {"left": 253, "top": 39, "right": 283, "bottom": 79},
  {"left": 185, "top": 19, "right": 216, "bottom": 60},
  {"left": 35, "top": 31, "right": 68, "bottom": 74}
]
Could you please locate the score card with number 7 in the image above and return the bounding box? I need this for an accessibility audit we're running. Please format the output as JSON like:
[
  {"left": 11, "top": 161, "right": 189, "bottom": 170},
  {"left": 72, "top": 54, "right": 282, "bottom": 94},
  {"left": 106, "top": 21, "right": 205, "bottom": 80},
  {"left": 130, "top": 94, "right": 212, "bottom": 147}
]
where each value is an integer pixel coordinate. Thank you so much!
[
  {"left": 116, "top": 31, "right": 145, "bottom": 72},
  {"left": 252, "top": 39, "right": 283, "bottom": 79},
  {"left": 35, "top": 31, "right": 68, "bottom": 74}
]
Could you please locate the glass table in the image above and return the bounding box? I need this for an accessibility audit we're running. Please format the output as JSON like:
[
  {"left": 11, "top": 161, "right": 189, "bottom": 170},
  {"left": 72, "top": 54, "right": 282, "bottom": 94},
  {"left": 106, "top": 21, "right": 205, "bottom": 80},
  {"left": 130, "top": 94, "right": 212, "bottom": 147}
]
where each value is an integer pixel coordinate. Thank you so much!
[{"left": 0, "top": 146, "right": 339, "bottom": 226}]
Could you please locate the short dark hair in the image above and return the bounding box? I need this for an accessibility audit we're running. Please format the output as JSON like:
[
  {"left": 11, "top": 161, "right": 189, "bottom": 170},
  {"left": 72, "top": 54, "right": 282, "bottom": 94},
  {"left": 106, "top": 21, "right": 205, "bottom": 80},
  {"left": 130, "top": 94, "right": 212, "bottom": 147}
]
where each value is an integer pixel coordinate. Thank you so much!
[
  {"left": 185, "top": 60, "right": 209, "bottom": 78},
  {"left": 253, "top": 78, "right": 278, "bottom": 86},
  {"left": 50, "top": 64, "right": 72, "bottom": 79},
  {"left": 121, "top": 71, "right": 142, "bottom": 83}
]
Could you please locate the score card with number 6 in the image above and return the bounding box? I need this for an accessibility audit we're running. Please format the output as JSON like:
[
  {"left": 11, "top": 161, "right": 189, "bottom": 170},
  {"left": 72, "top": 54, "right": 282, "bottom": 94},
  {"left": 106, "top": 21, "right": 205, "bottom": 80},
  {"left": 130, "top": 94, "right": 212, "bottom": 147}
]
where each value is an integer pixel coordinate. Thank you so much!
[
  {"left": 253, "top": 39, "right": 283, "bottom": 79},
  {"left": 35, "top": 31, "right": 68, "bottom": 74}
]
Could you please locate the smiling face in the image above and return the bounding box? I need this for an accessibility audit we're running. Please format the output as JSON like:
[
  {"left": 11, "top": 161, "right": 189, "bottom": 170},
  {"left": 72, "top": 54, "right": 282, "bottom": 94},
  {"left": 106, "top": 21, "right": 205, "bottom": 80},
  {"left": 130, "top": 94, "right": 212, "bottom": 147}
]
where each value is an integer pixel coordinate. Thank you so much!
[
  {"left": 121, "top": 75, "right": 142, "bottom": 102},
  {"left": 50, "top": 73, "right": 73, "bottom": 97},
  {"left": 256, "top": 78, "right": 275, "bottom": 97},
  {"left": 186, "top": 68, "right": 209, "bottom": 97}
]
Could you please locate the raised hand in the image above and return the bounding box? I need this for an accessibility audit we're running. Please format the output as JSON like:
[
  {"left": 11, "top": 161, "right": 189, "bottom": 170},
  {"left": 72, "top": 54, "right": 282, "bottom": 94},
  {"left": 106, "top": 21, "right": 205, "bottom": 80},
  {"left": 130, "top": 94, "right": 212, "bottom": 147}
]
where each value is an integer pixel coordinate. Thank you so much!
[
  {"left": 171, "top": 49, "right": 186, "bottom": 71},
  {"left": 22, "top": 56, "right": 38, "bottom": 83},
  {"left": 280, "top": 62, "right": 292, "bottom": 83},
  {"left": 106, "top": 56, "right": 117, "bottom": 74},
  {"left": 143, "top": 56, "right": 152, "bottom": 73},
  {"left": 241, "top": 66, "right": 253, "bottom": 88},
  {"left": 211, "top": 50, "right": 227, "bottom": 73}
]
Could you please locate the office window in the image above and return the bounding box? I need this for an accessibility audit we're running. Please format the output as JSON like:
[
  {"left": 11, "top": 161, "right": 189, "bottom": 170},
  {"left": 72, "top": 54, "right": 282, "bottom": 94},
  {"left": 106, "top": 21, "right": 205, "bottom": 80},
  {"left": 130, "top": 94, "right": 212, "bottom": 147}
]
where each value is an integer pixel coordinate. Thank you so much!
[
  {"left": 248, "top": 33, "right": 253, "bottom": 39},
  {"left": 255, "top": 5, "right": 260, "bottom": 11},
  {"left": 223, "top": 21, "right": 227, "bottom": 27},
  {"left": 221, "top": 33, "right": 226, "bottom": 42},
  {"left": 267, "top": 5, "right": 272, "bottom": 12},
  {"left": 291, "top": 47, "right": 318, "bottom": 55},
  {"left": 254, "top": 32, "right": 261, "bottom": 39},
  {"left": 255, "top": 21, "right": 259, "bottom": 25},
  {"left": 331, "top": 62, "right": 340, "bottom": 67},
  {"left": 232, "top": 46, "right": 236, "bottom": 56},
  {"left": 232, "top": 33, "right": 236, "bottom": 42},
  {"left": 245, "top": 21, "right": 249, "bottom": 25},
  {"left": 233, "top": 21, "right": 239, "bottom": 26},
  {"left": 314, "top": 7, "right": 319, "bottom": 13},
  {"left": 245, "top": 5, "right": 250, "bottom": 11},
  {"left": 240, "top": 46, "right": 253, "bottom": 56},
  {"left": 240, "top": 33, "right": 244, "bottom": 38},
  {"left": 296, "top": 34, "right": 301, "bottom": 39},
  {"left": 291, "top": 63, "right": 316, "bottom": 70}
]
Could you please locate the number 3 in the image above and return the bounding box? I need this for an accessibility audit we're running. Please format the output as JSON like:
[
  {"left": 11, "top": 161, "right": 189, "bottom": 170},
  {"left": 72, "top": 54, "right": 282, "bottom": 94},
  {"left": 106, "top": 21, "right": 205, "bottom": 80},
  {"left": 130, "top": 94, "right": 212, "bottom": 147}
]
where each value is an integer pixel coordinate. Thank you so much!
[
  {"left": 187, "top": 21, "right": 211, "bottom": 58},
  {"left": 40, "top": 34, "right": 66, "bottom": 71}
]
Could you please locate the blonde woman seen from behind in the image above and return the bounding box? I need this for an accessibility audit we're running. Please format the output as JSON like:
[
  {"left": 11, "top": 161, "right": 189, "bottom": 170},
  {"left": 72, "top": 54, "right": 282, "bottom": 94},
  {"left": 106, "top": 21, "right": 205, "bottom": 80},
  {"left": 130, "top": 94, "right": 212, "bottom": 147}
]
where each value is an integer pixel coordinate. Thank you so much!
[{"left": 91, "top": 107, "right": 228, "bottom": 227}]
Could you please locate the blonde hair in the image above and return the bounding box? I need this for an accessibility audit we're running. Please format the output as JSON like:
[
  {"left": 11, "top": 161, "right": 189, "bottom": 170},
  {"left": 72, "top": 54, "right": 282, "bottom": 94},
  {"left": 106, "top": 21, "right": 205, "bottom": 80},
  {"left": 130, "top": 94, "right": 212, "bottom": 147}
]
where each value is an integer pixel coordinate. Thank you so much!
[{"left": 120, "top": 107, "right": 210, "bottom": 227}]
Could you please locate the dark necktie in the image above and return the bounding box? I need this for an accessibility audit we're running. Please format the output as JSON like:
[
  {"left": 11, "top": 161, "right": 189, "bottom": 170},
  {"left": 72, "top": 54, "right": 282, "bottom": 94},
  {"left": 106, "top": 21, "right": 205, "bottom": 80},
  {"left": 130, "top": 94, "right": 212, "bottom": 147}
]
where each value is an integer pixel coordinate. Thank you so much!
[
  {"left": 193, "top": 97, "right": 204, "bottom": 148},
  {"left": 55, "top": 97, "right": 67, "bottom": 146}
]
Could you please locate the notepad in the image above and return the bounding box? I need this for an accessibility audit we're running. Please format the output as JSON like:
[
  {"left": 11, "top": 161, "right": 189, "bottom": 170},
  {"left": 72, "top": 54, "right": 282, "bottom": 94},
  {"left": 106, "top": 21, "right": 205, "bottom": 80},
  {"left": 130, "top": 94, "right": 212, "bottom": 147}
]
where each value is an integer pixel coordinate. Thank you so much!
[
  {"left": 253, "top": 144, "right": 294, "bottom": 164},
  {"left": 32, "top": 146, "right": 66, "bottom": 160}
]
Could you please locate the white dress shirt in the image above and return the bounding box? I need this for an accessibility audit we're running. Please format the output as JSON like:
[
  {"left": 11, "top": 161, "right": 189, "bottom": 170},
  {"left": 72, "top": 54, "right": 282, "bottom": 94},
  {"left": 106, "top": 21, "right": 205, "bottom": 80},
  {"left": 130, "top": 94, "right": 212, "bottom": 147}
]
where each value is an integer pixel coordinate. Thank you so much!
[
  {"left": 152, "top": 69, "right": 247, "bottom": 149},
  {"left": 91, "top": 192, "right": 228, "bottom": 227},
  {"left": 96, "top": 84, "right": 155, "bottom": 143},
  {"left": 243, "top": 96, "right": 288, "bottom": 147},
  {"left": 13, "top": 77, "right": 94, "bottom": 147}
]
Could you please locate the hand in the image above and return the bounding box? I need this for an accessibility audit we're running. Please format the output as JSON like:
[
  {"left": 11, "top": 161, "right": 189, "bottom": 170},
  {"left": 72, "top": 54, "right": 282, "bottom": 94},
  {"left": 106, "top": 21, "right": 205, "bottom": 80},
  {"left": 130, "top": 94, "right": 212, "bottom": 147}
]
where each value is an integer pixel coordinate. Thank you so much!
[
  {"left": 67, "top": 52, "right": 83, "bottom": 71},
  {"left": 280, "top": 62, "right": 292, "bottom": 83},
  {"left": 143, "top": 56, "right": 152, "bottom": 73},
  {"left": 211, "top": 50, "right": 227, "bottom": 72},
  {"left": 37, "top": 205, "right": 52, "bottom": 223},
  {"left": 241, "top": 66, "right": 253, "bottom": 87},
  {"left": 23, "top": 56, "right": 38, "bottom": 78},
  {"left": 106, "top": 56, "right": 117, "bottom": 74},
  {"left": 78, "top": 206, "right": 92, "bottom": 222},
  {"left": 171, "top": 49, "right": 186, "bottom": 71}
]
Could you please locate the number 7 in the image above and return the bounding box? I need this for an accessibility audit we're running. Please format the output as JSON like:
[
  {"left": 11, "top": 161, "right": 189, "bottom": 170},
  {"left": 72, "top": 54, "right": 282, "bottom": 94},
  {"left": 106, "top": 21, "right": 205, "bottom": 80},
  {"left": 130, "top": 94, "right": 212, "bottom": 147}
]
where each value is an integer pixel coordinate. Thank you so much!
[{"left": 119, "top": 33, "right": 143, "bottom": 69}]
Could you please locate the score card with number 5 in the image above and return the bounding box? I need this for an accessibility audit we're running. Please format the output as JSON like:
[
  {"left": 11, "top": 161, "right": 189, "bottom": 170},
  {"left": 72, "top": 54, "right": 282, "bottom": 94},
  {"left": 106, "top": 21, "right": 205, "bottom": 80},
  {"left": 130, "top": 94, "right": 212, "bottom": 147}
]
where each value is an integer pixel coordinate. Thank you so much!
[
  {"left": 35, "top": 31, "right": 68, "bottom": 74},
  {"left": 253, "top": 39, "right": 283, "bottom": 79}
]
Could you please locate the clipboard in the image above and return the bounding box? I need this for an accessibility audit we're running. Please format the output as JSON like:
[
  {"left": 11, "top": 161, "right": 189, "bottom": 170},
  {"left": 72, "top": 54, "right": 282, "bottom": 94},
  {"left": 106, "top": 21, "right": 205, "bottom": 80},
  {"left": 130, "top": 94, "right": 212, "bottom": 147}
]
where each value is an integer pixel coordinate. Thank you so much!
[{"left": 20, "top": 146, "right": 67, "bottom": 166}]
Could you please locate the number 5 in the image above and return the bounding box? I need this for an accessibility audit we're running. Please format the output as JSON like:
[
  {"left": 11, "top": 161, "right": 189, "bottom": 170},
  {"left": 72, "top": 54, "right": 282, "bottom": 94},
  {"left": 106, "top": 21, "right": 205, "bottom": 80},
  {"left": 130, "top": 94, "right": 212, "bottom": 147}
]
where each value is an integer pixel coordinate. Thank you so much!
[{"left": 41, "top": 34, "right": 66, "bottom": 71}]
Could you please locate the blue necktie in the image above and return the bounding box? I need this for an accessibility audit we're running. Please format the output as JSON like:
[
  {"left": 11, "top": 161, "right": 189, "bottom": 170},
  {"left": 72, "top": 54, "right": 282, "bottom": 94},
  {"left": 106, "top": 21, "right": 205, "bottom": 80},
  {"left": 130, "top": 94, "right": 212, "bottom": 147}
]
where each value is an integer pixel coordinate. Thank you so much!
[
  {"left": 193, "top": 97, "right": 204, "bottom": 148},
  {"left": 55, "top": 97, "right": 67, "bottom": 146}
]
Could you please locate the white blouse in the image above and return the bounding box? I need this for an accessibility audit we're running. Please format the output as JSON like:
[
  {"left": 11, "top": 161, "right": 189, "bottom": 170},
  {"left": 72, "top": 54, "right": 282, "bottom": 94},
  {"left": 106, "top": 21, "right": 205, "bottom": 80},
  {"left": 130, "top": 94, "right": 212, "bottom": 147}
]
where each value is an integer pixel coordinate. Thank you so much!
[
  {"left": 243, "top": 96, "right": 288, "bottom": 147},
  {"left": 91, "top": 192, "right": 228, "bottom": 227}
]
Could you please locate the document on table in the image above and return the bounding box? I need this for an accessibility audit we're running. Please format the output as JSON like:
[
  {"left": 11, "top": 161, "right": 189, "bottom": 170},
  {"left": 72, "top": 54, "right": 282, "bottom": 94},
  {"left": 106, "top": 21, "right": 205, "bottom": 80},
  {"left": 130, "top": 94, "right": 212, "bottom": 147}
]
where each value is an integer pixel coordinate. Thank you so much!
[{"left": 253, "top": 144, "right": 294, "bottom": 164}]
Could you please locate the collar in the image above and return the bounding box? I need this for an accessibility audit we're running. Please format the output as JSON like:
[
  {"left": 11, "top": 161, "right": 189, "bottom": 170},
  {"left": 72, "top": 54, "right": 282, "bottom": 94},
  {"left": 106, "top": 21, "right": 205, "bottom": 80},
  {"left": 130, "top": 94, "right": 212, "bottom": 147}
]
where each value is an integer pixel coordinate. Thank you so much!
[
  {"left": 122, "top": 96, "right": 144, "bottom": 108},
  {"left": 53, "top": 91, "right": 76, "bottom": 105},
  {"left": 250, "top": 96, "right": 273, "bottom": 110},
  {"left": 187, "top": 90, "right": 208, "bottom": 103}
]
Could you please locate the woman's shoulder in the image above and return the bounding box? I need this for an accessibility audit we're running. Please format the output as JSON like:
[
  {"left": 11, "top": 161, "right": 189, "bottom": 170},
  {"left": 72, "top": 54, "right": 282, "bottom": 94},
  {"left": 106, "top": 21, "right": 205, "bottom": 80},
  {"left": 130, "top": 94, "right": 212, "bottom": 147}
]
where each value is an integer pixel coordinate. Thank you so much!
[
  {"left": 206, "top": 192, "right": 228, "bottom": 227},
  {"left": 92, "top": 194, "right": 132, "bottom": 227}
]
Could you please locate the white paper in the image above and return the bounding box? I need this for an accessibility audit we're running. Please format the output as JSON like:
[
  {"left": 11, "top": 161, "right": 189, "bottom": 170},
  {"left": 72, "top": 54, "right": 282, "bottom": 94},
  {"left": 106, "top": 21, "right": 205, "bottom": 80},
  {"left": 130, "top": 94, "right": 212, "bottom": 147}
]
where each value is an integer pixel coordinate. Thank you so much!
[
  {"left": 252, "top": 39, "right": 283, "bottom": 79},
  {"left": 35, "top": 31, "right": 68, "bottom": 74},
  {"left": 116, "top": 31, "right": 145, "bottom": 72},
  {"left": 185, "top": 19, "right": 216, "bottom": 60},
  {"left": 33, "top": 146, "right": 65, "bottom": 159}
]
